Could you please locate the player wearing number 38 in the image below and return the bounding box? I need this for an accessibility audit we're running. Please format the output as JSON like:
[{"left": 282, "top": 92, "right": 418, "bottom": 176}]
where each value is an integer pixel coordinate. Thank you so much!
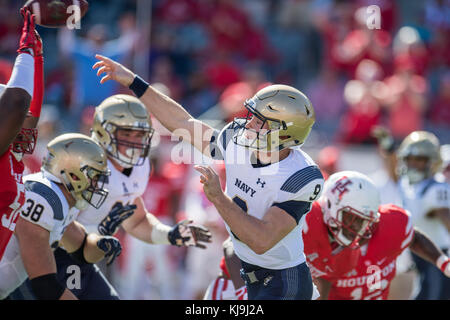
[
  {"left": 51, "top": 94, "right": 212, "bottom": 299},
  {"left": 93, "top": 54, "right": 324, "bottom": 300},
  {"left": 0, "top": 133, "right": 119, "bottom": 300}
]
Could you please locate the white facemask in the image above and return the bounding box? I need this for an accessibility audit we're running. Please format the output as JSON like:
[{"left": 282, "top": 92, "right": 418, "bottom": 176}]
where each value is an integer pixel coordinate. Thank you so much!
[
  {"left": 115, "top": 148, "right": 142, "bottom": 169},
  {"left": 406, "top": 168, "right": 426, "bottom": 184}
]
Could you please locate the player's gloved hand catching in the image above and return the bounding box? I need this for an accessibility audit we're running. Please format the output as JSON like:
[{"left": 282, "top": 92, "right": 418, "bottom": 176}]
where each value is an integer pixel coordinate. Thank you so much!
[
  {"left": 97, "top": 236, "right": 122, "bottom": 266},
  {"left": 98, "top": 202, "right": 137, "bottom": 236},
  {"left": 168, "top": 220, "right": 212, "bottom": 249},
  {"left": 18, "top": 7, "right": 37, "bottom": 56}
]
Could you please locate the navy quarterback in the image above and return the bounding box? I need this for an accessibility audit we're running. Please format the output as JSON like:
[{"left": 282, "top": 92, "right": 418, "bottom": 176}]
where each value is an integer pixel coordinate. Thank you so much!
[{"left": 93, "top": 55, "right": 324, "bottom": 300}]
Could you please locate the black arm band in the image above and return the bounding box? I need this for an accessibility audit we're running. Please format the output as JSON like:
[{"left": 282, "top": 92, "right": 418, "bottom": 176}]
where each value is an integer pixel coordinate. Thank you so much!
[
  {"left": 129, "top": 75, "right": 149, "bottom": 98},
  {"left": 69, "top": 233, "right": 90, "bottom": 265},
  {"left": 30, "top": 273, "right": 65, "bottom": 300}
]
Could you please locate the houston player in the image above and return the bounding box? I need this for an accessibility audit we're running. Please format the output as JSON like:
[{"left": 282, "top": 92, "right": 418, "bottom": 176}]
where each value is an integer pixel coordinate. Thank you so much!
[
  {"left": 302, "top": 171, "right": 450, "bottom": 300},
  {"left": 52, "top": 94, "right": 212, "bottom": 299},
  {"left": 0, "top": 134, "right": 120, "bottom": 300},
  {"left": 0, "top": 8, "right": 44, "bottom": 260},
  {"left": 204, "top": 238, "right": 247, "bottom": 300},
  {"left": 93, "top": 55, "right": 323, "bottom": 300}
]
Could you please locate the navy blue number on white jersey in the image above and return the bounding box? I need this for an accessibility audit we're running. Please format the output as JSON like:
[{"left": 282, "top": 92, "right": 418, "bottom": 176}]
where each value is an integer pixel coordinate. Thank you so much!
[{"left": 21, "top": 199, "right": 44, "bottom": 222}]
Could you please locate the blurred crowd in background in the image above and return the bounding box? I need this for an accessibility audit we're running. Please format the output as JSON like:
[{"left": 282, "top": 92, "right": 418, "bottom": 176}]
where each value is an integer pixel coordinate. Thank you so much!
[{"left": 0, "top": 0, "right": 449, "bottom": 299}]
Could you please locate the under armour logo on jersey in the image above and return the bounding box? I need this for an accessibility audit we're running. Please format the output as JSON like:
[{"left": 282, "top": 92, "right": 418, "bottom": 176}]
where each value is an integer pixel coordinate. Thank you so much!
[
  {"left": 331, "top": 176, "right": 353, "bottom": 201},
  {"left": 256, "top": 178, "right": 266, "bottom": 188},
  {"left": 133, "top": 182, "right": 139, "bottom": 189}
]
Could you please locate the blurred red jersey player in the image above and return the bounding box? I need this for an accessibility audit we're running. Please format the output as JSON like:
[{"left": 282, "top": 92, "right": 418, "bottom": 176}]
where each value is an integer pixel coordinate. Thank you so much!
[
  {"left": 303, "top": 171, "right": 450, "bottom": 300},
  {"left": 0, "top": 8, "right": 44, "bottom": 260}
]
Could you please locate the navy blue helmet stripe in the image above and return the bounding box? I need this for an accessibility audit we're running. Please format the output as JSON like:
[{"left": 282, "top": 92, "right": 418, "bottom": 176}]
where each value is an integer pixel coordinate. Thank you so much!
[
  {"left": 25, "top": 181, "right": 64, "bottom": 221},
  {"left": 281, "top": 166, "right": 323, "bottom": 193}
]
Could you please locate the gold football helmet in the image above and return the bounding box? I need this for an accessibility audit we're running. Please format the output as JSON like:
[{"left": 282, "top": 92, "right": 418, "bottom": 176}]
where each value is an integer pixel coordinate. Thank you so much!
[
  {"left": 91, "top": 94, "right": 154, "bottom": 168},
  {"left": 397, "top": 131, "right": 442, "bottom": 183},
  {"left": 233, "top": 84, "right": 316, "bottom": 152},
  {"left": 42, "top": 133, "right": 110, "bottom": 210}
]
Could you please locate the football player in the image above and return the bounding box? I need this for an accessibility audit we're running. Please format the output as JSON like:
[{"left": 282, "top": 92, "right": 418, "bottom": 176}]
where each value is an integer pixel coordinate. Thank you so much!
[
  {"left": 0, "top": 133, "right": 121, "bottom": 300},
  {"left": 204, "top": 238, "right": 247, "bottom": 300},
  {"left": 52, "top": 94, "right": 212, "bottom": 299},
  {"left": 93, "top": 55, "right": 323, "bottom": 300},
  {"left": 302, "top": 171, "right": 450, "bottom": 300},
  {"left": 0, "top": 8, "right": 43, "bottom": 261},
  {"left": 396, "top": 131, "right": 450, "bottom": 299},
  {"left": 438, "top": 144, "right": 450, "bottom": 183}
]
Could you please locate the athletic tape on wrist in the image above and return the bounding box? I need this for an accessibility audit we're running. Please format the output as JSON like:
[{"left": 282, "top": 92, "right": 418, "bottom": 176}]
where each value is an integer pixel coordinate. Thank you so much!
[
  {"left": 151, "top": 222, "right": 171, "bottom": 245},
  {"left": 6, "top": 53, "right": 35, "bottom": 97},
  {"left": 129, "top": 75, "right": 149, "bottom": 98}
]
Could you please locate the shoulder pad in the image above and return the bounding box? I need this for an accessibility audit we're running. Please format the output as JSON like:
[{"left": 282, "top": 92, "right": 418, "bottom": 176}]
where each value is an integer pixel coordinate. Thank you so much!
[
  {"left": 281, "top": 166, "right": 323, "bottom": 194},
  {"left": 25, "top": 180, "right": 64, "bottom": 221}
]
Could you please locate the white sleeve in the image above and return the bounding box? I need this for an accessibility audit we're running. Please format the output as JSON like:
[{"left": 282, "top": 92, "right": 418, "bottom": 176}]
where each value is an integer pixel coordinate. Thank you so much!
[
  {"left": 20, "top": 190, "right": 56, "bottom": 232},
  {"left": 422, "top": 183, "right": 450, "bottom": 215}
]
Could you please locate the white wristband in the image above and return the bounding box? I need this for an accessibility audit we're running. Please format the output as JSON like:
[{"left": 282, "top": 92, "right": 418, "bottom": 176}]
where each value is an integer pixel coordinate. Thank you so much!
[
  {"left": 6, "top": 53, "right": 34, "bottom": 97},
  {"left": 151, "top": 223, "right": 171, "bottom": 245},
  {"left": 436, "top": 255, "right": 449, "bottom": 270}
]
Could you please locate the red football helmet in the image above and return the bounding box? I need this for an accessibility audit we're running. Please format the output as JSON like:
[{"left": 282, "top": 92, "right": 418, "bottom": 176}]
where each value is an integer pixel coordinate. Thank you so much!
[{"left": 12, "top": 126, "right": 37, "bottom": 155}]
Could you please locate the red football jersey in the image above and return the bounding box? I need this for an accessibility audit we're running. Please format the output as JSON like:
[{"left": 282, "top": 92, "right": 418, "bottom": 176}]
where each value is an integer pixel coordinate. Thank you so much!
[
  {"left": 303, "top": 202, "right": 414, "bottom": 300},
  {"left": 0, "top": 147, "right": 25, "bottom": 260}
]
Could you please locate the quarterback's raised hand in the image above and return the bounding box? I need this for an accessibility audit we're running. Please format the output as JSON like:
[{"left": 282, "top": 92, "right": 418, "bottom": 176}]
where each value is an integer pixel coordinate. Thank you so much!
[
  {"left": 97, "top": 236, "right": 122, "bottom": 266},
  {"left": 18, "top": 7, "right": 37, "bottom": 56},
  {"left": 93, "top": 54, "right": 135, "bottom": 87},
  {"left": 98, "top": 202, "right": 137, "bottom": 236},
  {"left": 168, "top": 220, "right": 212, "bottom": 249}
]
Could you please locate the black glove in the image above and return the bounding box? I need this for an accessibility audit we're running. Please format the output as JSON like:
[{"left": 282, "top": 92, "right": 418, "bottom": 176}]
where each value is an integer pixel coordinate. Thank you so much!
[
  {"left": 371, "top": 126, "right": 395, "bottom": 153},
  {"left": 97, "top": 236, "right": 122, "bottom": 266},
  {"left": 168, "top": 220, "right": 212, "bottom": 249},
  {"left": 98, "top": 202, "right": 137, "bottom": 236}
]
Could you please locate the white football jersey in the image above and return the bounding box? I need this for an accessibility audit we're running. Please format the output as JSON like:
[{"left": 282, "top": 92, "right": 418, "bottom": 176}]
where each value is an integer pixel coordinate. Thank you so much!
[
  {"left": 0, "top": 172, "right": 79, "bottom": 299},
  {"left": 76, "top": 158, "right": 150, "bottom": 234},
  {"left": 213, "top": 124, "right": 324, "bottom": 269},
  {"left": 399, "top": 176, "right": 450, "bottom": 249}
]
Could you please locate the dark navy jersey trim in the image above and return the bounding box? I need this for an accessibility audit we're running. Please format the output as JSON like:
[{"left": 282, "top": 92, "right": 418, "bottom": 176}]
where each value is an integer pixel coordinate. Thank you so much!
[
  {"left": 272, "top": 200, "right": 312, "bottom": 224},
  {"left": 209, "top": 122, "right": 239, "bottom": 160},
  {"left": 280, "top": 166, "right": 323, "bottom": 194},
  {"left": 221, "top": 121, "right": 238, "bottom": 151},
  {"left": 25, "top": 181, "right": 64, "bottom": 221},
  {"left": 420, "top": 179, "right": 437, "bottom": 197},
  {"left": 209, "top": 129, "right": 223, "bottom": 160}
]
